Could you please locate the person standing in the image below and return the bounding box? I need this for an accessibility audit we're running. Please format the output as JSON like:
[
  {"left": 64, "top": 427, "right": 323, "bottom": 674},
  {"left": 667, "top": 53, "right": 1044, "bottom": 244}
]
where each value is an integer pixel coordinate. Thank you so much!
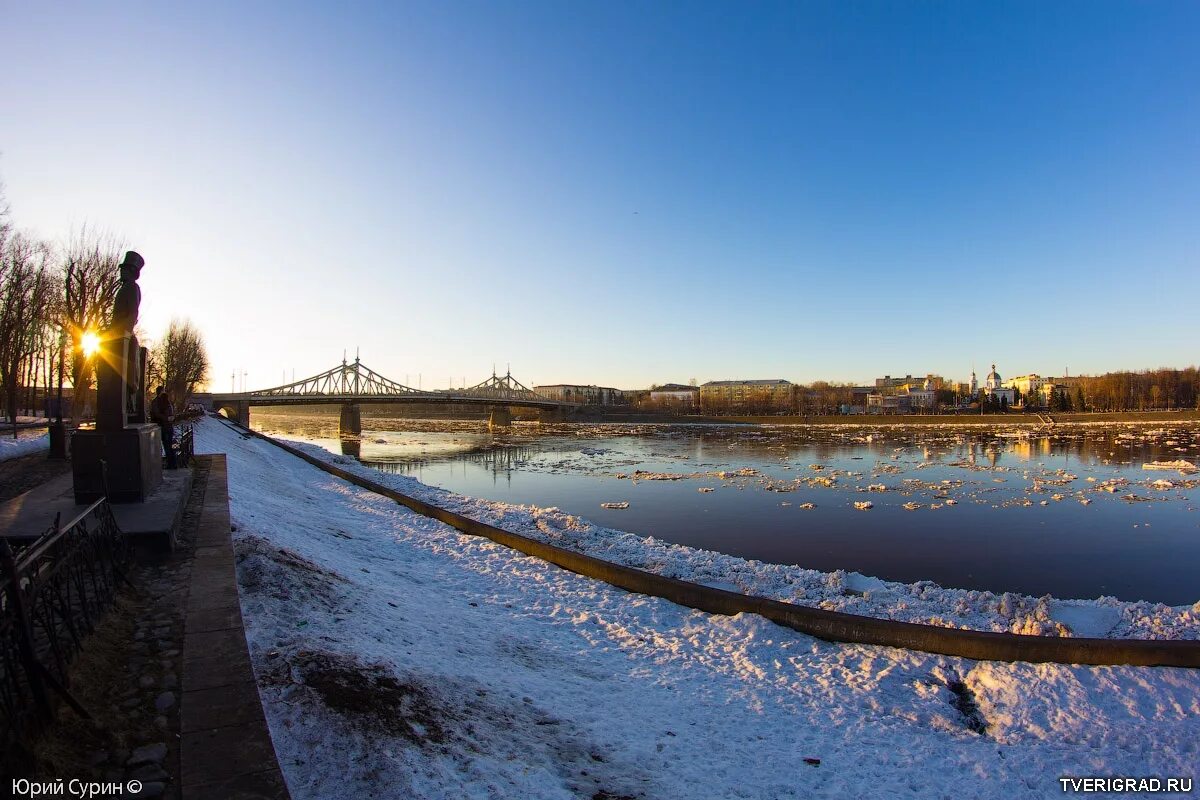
[{"left": 151, "top": 386, "right": 177, "bottom": 469}]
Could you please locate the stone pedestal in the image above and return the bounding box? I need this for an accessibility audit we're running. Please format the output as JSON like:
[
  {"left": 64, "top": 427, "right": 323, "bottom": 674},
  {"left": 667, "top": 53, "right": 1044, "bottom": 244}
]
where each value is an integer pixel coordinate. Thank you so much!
[
  {"left": 48, "top": 422, "right": 69, "bottom": 459},
  {"left": 71, "top": 424, "right": 163, "bottom": 503},
  {"left": 132, "top": 345, "right": 149, "bottom": 424}
]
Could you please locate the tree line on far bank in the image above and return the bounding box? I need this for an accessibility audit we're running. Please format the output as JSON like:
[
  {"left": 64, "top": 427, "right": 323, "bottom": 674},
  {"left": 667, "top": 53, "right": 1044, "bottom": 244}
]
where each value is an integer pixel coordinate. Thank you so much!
[
  {"left": 0, "top": 185, "right": 209, "bottom": 431},
  {"left": 1059, "top": 368, "right": 1200, "bottom": 412},
  {"left": 641, "top": 370, "right": 1200, "bottom": 416}
]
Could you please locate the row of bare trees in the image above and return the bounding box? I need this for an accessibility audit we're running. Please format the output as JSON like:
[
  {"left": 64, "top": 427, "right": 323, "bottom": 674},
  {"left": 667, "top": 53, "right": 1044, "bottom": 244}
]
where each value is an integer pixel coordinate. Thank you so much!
[
  {"left": 0, "top": 227, "right": 57, "bottom": 429},
  {"left": 0, "top": 185, "right": 210, "bottom": 433},
  {"left": 1069, "top": 368, "right": 1200, "bottom": 412}
]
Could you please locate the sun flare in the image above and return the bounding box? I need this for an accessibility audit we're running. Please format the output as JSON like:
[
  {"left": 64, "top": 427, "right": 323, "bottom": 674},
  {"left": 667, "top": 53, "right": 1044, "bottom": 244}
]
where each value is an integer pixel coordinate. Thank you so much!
[{"left": 80, "top": 331, "right": 101, "bottom": 358}]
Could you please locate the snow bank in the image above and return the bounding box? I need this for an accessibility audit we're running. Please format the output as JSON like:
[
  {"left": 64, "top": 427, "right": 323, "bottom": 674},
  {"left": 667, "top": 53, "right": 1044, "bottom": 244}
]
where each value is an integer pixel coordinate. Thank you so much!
[
  {"left": 0, "top": 432, "right": 48, "bottom": 461},
  {"left": 195, "top": 417, "right": 1200, "bottom": 800}
]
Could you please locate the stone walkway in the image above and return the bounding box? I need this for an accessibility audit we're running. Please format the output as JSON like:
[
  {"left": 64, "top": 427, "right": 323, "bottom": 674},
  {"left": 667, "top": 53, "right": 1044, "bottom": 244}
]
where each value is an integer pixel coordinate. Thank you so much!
[
  {"left": 180, "top": 454, "right": 290, "bottom": 800},
  {"left": 23, "top": 461, "right": 205, "bottom": 797},
  {"left": 0, "top": 451, "right": 69, "bottom": 505}
]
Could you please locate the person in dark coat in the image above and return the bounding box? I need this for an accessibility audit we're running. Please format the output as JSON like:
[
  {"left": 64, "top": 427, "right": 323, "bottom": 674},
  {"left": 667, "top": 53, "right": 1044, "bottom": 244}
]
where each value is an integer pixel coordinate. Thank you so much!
[{"left": 151, "top": 386, "right": 177, "bottom": 469}]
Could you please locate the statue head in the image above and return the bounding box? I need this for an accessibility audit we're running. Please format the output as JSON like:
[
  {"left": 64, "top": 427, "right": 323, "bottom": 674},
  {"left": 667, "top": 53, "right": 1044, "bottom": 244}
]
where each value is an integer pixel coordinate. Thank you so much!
[{"left": 119, "top": 251, "right": 144, "bottom": 283}]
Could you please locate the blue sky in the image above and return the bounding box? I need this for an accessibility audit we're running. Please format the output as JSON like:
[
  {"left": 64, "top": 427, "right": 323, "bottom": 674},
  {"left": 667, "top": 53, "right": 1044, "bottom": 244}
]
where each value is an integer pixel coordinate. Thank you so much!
[{"left": 2, "top": 1, "right": 1197, "bottom": 391}]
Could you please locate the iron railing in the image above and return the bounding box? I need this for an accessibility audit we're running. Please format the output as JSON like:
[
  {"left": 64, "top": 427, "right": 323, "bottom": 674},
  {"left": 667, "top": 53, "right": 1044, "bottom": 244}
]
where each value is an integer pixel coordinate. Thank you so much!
[
  {"left": 0, "top": 499, "right": 129, "bottom": 764},
  {"left": 177, "top": 425, "right": 194, "bottom": 468}
]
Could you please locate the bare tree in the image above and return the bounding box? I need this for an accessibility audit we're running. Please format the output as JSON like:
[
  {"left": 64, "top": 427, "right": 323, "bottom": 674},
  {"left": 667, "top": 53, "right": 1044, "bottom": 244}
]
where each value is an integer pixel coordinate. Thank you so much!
[
  {"left": 0, "top": 179, "right": 10, "bottom": 247},
  {"left": 148, "top": 318, "right": 210, "bottom": 410},
  {"left": 61, "top": 225, "right": 123, "bottom": 424},
  {"left": 0, "top": 233, "right": 55, "bottom": 434}
]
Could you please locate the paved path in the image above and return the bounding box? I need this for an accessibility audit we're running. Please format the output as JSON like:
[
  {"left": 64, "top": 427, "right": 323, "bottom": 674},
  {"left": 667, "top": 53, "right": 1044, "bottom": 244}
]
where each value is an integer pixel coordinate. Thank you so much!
[
  {"left": 180, "top": 454, "right": 290, "bottom": 800},
  {"left": 0, "top": 452, "right": 69, "bottom": 505}
]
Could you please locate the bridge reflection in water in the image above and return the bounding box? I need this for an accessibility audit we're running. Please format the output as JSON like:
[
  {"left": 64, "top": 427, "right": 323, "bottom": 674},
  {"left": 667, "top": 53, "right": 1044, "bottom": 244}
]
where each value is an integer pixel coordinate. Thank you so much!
[{"left": 344, "top": 439, "right": 536, "bottom": 486}]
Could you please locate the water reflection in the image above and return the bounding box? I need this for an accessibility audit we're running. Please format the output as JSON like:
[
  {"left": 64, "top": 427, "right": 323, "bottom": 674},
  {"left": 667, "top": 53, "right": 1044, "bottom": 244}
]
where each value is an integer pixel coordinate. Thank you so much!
[{"left": 253, "top": 412, "right": 1200, "bottom": 604}]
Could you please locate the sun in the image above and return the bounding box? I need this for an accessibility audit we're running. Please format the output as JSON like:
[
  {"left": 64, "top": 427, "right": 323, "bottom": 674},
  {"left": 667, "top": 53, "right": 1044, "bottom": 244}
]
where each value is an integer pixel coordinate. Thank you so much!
[{"left": 80, "top": 331, "right": 101, "bottom": 358}]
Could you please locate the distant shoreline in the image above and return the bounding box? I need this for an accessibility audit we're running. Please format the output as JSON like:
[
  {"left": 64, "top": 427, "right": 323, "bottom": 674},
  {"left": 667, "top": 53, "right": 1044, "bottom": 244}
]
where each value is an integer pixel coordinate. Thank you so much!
[
  {"left": 580, "top": 409, "right": 1200, "bottom": 426},
  {"left": 248, "top": 405, "right": 1200, "bottom": 427}
]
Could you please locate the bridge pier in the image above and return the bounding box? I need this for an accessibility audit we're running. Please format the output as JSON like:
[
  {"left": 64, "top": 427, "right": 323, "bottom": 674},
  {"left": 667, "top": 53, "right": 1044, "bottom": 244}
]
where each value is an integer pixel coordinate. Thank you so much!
[
  {"left": 340, "top": 402, "right": 362, "bottom": 436},
  {"left": 218, "top": 399, "right": 252, "bottom": 427},
  {"left": 488, "top": 407, "right": 512, "bottom": 429}
]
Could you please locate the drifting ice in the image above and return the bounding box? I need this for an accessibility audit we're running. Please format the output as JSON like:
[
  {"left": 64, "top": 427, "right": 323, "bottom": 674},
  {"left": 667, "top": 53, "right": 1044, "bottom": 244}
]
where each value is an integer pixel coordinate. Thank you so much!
[{"left": 1143, "top": 460, "right": 1197, "bottom": 474}]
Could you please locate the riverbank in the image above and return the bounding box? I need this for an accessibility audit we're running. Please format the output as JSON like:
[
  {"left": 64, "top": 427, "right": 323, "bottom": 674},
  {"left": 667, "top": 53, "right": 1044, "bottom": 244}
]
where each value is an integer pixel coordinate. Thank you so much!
[{"left": 193, "top": 416, "right": 1199, "bottom": 798}]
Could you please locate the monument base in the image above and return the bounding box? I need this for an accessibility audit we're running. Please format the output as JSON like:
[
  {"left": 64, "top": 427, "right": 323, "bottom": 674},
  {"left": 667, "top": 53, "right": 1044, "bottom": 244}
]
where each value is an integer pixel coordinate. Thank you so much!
[
  {"left": 71, "top": 424, "right": 164, "bottom": 504},
  {"left": 48, "top": 422, "right": 70, "bottom": 459}
]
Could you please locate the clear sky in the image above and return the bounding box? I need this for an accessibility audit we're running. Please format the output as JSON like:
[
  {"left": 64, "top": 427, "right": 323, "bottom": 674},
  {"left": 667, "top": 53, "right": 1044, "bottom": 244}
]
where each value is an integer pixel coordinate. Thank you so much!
[{"left": 2, "top": 1, "right": 1197, "bottom": 392}]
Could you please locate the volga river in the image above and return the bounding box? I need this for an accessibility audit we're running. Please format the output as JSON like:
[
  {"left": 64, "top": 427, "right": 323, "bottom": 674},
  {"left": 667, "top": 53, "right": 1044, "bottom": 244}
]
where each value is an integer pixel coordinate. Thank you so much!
[{"left": 250, "top": 411, "right": 1200, "bottom": 605}]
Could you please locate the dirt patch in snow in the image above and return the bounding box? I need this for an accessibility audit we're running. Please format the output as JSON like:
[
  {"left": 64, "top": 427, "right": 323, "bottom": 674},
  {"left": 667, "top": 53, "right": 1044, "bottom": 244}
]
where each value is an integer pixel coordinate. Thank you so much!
[
  {"left": 236, "top": 535, "right": 348, "bottom": 608},
  {"left": 256, "top": 646, "right": 654, "bottom": 797},
  {"left": 290, "top": 650, "right": 447, "bottom": 744}
]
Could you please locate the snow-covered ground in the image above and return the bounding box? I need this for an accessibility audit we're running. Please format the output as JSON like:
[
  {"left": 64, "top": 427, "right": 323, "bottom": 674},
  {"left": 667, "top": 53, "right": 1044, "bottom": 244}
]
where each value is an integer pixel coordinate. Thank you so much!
[
  {"left": 196, "top": 417, "right": 1200, "bottom": 799},
  {"left": 0, "top": 431, "right": 49, "bottom": 461}
]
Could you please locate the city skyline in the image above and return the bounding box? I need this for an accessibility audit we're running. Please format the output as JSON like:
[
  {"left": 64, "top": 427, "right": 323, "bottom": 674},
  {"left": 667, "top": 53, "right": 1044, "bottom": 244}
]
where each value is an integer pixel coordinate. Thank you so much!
[
  {"left": 3, "top": 2, "right": 1198, "bottom": 390},
  {"left": 213, "top": 353, "right": 1166, "bottom": 395}
]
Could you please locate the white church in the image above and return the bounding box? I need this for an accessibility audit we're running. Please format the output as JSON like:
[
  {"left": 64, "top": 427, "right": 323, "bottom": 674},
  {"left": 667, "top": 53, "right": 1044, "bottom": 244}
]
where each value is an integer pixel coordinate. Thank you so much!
[{"left": 970, "top": 364, "right": 1016, "bottom": 406}]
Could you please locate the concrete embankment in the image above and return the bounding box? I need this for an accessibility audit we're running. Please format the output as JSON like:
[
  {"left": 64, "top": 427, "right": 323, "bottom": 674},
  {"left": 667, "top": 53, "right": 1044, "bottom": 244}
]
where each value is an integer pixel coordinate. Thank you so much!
[{"left": 222, "top": 417, "right": 1200, "bottom": 669}]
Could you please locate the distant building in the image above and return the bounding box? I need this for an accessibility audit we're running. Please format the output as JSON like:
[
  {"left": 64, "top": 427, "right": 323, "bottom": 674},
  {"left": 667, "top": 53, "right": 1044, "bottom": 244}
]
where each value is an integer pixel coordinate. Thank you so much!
[
  {"left": 1003, "top": 374, "right": 1056, "bottom": 408},
  {"left": 980, "top": 364, "right": 1016, "bottom": 407},
  {"left": 849, "top": 386, "right": 876, "bottom": 414},
  {"left": 866, "top": 391, "right": 911, "bottom": 415},
  {"left": 649, "top": 384, "right": 699, "bottom": 409},
  {"left": 901, "top": 377, "right": 937, "bottom": 412},
  {"left": 866, "top": 375, "right": 940, "bottom": 413},
  {"left": 700, "top": 379, "right": 793, "bottom": 412},
  {"left": 1051, "top": 374, "right": 1083, "bottom": 389},
  {"left": 874, "top": 374, "right": 946, "bottom": 395},
  {"left": 534, "top": 384, "right": 629, "bottom": 406},
  {"left": 875, "top": 374, "right": 917, "bottom": 393}
]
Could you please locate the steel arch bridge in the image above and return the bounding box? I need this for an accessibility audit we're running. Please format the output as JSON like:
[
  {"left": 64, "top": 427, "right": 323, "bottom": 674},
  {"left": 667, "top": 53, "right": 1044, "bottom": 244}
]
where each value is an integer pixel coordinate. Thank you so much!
[{"left": 209, "top": 356, "right": 577, "bottom": 430}]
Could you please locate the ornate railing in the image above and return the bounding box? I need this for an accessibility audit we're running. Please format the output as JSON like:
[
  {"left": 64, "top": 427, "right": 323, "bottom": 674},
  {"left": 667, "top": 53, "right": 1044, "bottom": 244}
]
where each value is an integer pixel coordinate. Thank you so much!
[
  {"left": 177, "top": 425, "right": 194, "bottom": 468},
  {"left": 0, "top": 499, "right": 129, "bottom": 765}
]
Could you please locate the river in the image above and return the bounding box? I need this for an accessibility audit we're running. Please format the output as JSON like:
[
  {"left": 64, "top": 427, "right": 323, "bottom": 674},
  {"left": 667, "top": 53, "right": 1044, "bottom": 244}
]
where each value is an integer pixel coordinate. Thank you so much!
[{"left": 249, "top": 411, "right": 1200, "bottom": 605}]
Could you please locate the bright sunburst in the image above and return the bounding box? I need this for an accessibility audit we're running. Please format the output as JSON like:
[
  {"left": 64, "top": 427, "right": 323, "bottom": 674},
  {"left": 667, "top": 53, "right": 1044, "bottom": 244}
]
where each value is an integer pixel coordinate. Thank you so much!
[{"left": 80, "top": 331, "right": 101, "bottom": 358}]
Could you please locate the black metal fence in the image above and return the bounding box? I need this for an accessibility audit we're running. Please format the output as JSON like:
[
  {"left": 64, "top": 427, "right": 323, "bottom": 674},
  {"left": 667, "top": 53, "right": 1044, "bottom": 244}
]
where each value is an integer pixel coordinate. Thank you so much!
[
  {"left": 0, "top": 499, "right": 129, "bottom": 765},
  {"left": 177, "top": 425, "right": 194, "bottom": 468}
]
